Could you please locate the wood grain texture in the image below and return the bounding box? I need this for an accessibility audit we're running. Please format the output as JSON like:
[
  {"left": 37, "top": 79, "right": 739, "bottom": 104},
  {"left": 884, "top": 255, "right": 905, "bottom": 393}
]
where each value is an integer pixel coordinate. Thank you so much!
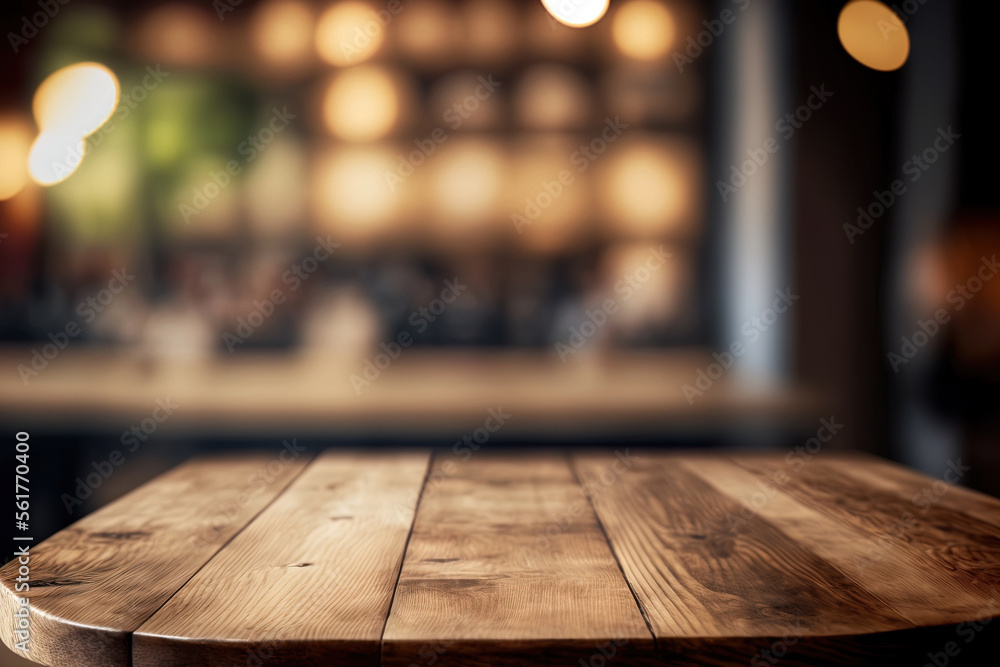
[
  {"left": 5, "top": 450, "right": 1000, "bottom": 667},
  {"left": 728, "top": 455, "right": 1000, "bottom": 612},
  {"left": 0, "top": 453, "right": 311, "bottom": 667},
  {"left": 822, "top": 453, "right": 1000, "bottom": 527},
  {"left": 381, "top": 454, "right": 656, "bottom": 666},
  {"left": 569, "top": 452, "right": 976, "bottom": 665},
  {"left": 133, "top": 451, "right": 430, "bottom": 667},
  {"left": 681, "top": 455, "right": 999, "bottom": 627}
]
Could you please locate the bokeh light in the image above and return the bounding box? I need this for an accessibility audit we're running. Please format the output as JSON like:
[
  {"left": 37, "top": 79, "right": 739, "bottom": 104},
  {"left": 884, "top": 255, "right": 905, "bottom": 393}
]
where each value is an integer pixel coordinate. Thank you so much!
[
  {"left": 322, "top": 66, "right": 399, "bottom": 141},
  {"left": 837, "top": 0, "right": 910, "bottom": 71},
  {"left": 393, "top": 0, "right": 456, "bottom": 67},
  {"left": 33, "top": 63, "right": 119, "bottom": 139},
  {"left": 612, "top": 0, "right": 676, "bottom": 60},
  {"left": 430, "top": 139, "right": 506, "bottom": 234},
  {"left": 599, "top": 138, "right": 699, "bottom": 238},
  {"left": 312, "top": 146, "right": 404, "bottom": 240},
  {"left": 540, "top": 0, "right": 610, "bottom": 28},
  {"left": 514, "top": 65, "right": 592, "bottom": 130},
  {"left": 0, "top": 115, "right": 33, "bottom": 200},
  {"left": 45, "top": 125, "right": 140, "bottom": 243},
  {"left": 28, "top": 132, "right": 86, "bottom": 186},
  {"left": 527, "top": 2, "right": 589, "bottom": 56},
  {"left": 134, "top": 4, "right": 215, "bottom": 66},
  {"left": 463, "top": 0, "right": 518, "bottom": 63},
  {"left": 252, "top": 0, "right": 314, "bottom": 68},
  {"left": 316, "top": 1, "right": 384, "bottom": 66},
  {"left": 601, "top": 242, "right": 686, "bottom": 329},
  {"left": 510, "top": 137, "right": 589, "bottom": 253}
]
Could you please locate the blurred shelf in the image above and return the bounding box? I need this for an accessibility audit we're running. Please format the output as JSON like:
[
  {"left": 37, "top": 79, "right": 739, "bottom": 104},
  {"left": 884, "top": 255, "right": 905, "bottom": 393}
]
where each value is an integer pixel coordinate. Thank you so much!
[{"left": 0, "top": 347, "right": 824, "bottom": 438}]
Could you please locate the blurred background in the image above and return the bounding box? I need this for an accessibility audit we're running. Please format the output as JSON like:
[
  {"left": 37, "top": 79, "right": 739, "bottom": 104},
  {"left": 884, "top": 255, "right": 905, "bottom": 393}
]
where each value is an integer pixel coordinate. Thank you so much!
[{"left": 0, "top": 0, "right": 997, "bottom": 597}]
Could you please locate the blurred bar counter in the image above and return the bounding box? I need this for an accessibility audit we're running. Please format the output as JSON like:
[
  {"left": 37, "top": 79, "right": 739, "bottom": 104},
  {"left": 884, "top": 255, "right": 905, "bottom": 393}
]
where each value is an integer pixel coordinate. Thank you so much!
[{"left": 0, "top": 348, "right": 822, "bottom": 440}]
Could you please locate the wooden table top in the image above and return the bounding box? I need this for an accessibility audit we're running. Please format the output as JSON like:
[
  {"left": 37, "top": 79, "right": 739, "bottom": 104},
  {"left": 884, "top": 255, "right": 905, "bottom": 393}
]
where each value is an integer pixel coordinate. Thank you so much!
[{"left": 3, "top": 451, "right": 999, "bottom": 666}]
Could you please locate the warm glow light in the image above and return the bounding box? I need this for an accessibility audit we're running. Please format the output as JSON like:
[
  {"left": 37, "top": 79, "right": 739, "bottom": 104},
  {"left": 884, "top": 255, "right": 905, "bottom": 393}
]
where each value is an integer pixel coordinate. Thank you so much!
[
  {"left": 252, "top": 0, "right": 314, "bottom": 68},
  {"left": 316, "top": 2, "right": 384, "bottom": 66},
  {"left": 612, "top": 0, "right": 676, "bottom": 60},
  {"left": 510, "top": 137, "right": 588, "bottom": 253},
  {"left": 540, "top": 0, "right": 609, "bottom": 28},
  {"left": 322, "top": 67, "right": 399, "bottom": 141},
  {"left": 602, "top": 242, "right": 685, "bottom": 328},
  {"left": 599, "top": 139, "right": 699, "bottom": 237},
  {"left": 395, "top": 0, "right": 456, "bottom": 66},
  {"left": 0, "top": 116, "right": 33, "bottom": 200},
  {"left": 464, "top": 0, "right": 517, "bottom": 63},
  {"left": 28, "top": 132, "right": 86, "bottom": 186},
  {"left": 135, "top": 5, "right": 215, "bottom": 65},
  {"left": 246, "top": 139, "right": 307, "bottom": 235},
  {"left": 33, "top": 63, "right": 119, "bottom": 138},
  {"left": 312, "top": 147, "right": 403, "bottom": 239},
  {"left": 837, "top": 0, "right": 910, "bottom": 71},
  {"left": 430, "top": 139, "right": 505, "bottom": 228},
  {"left": 528, "top": 3, "right": 587, "bottom": 55},
  {"left": 514, "top": 65, "right": 592, "bottom": 130}
]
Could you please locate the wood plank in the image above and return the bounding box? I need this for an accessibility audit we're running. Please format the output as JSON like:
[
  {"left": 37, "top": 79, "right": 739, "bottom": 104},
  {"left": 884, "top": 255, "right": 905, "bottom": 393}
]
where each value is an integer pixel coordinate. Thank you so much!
[
  {"left": 572, "top": 452, "right": 926, "bottom": 665},
  {"left": 133, "top": 450, "right": 430, "bottom": 667},
  {"left": 0, "top": 452, "right": 312, "bottom": 667},
  {"left": 729, "top": 456, "right": 1000, "bottom": 605},
  {"left": 682, "top": 455, "right": 1000, "bottom": 627},
  {"left": 381, "top": 454, "right": 655, "bottom": 666},
  {"left": 823, "top": 454, "right": 1000, "bottom": 527}
]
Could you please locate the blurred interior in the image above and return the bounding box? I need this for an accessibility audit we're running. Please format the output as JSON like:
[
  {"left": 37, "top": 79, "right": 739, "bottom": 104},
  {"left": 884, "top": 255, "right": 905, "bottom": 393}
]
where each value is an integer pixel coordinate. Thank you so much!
[{"left": 0, "top": 0, "right": 998, "bottom": 566}]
